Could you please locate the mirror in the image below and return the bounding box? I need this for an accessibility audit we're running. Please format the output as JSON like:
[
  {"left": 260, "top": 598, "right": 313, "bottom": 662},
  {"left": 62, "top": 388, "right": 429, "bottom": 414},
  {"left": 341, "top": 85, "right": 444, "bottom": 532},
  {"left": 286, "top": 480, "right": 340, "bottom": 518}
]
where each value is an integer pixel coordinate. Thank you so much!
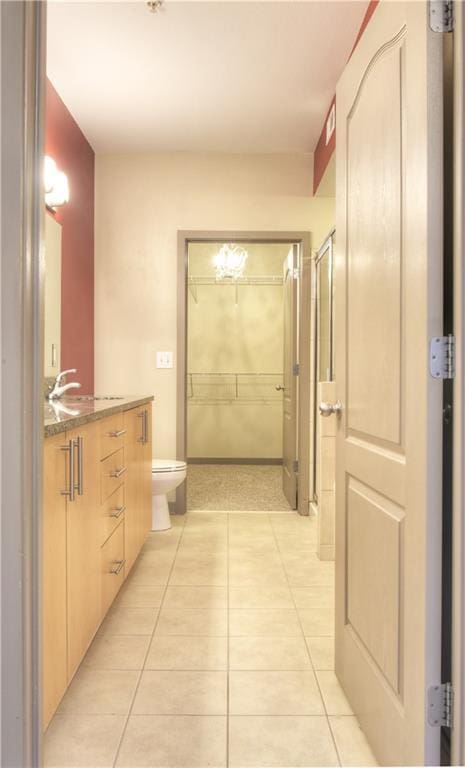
[{"left": 44, "top": 215, "right": 62, "bottom": 377}]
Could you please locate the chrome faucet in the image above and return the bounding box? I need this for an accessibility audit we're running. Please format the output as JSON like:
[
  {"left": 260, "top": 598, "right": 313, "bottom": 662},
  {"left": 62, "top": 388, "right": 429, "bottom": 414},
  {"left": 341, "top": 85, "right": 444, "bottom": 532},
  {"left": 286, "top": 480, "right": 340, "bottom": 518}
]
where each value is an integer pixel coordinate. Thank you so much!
[{"left": 48, "top": 369, "right": 82, "bottom": 400}]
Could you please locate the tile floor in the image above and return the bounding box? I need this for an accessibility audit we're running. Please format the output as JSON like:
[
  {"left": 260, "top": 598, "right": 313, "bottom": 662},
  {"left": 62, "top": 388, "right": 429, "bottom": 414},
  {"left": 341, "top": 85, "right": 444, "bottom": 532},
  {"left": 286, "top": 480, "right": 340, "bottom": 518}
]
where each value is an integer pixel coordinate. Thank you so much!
[
  {"left": 187, "top": 465, "right": 292, "bottom": 511},
  {"left": 44, "top": 512, "right": 378, "bottom": 768}
]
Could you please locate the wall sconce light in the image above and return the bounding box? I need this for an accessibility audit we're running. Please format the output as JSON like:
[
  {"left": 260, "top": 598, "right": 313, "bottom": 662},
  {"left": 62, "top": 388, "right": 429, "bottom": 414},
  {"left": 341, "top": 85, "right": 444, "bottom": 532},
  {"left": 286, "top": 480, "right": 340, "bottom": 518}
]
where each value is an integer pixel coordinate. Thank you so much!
[{"left": 44, "top": 155, "right": 70, "bottom": 210}]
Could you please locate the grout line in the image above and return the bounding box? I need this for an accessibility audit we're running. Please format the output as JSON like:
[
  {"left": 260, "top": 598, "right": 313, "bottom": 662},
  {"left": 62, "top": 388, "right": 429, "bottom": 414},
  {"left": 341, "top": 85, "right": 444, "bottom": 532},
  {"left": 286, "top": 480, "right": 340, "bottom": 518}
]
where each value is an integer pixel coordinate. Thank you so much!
[
  {"left": 270, "top": 514, "right": 343, "bottom": 768},
  {"left": 111, "top": 523, "right": 185, "bottom": 768}
]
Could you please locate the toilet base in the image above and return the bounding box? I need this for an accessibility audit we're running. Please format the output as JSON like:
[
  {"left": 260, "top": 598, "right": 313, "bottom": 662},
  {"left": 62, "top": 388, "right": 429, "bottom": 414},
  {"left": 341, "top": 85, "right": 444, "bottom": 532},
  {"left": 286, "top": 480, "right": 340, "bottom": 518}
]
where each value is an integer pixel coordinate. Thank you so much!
[{"left": 152, "top": 493, "right": 172, "bottom": 531}]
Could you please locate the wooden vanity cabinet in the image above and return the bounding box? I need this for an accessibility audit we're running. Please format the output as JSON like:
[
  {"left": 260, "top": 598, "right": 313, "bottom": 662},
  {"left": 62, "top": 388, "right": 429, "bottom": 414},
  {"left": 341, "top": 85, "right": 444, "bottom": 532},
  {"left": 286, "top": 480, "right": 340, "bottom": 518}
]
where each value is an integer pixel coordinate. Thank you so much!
[
  {"left": 65, "top": 422, "right": 101, "bottom": 680},
  {"left": 124, "top": 403, "right": 152, "bottom": 574},
  {"left": 42, "top": 433, "right": 68, "bottom": 730},
  {"left": 42, "top": 402, "right": 153, "bottom": 730}
]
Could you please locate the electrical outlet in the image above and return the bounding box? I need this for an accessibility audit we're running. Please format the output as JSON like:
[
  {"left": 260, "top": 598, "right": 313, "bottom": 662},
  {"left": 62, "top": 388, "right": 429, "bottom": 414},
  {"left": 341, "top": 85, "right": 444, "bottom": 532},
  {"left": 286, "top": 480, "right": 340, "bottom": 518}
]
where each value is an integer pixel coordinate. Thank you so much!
[{"left": 156, "top": 351, "right": 173, "bottom": 369}]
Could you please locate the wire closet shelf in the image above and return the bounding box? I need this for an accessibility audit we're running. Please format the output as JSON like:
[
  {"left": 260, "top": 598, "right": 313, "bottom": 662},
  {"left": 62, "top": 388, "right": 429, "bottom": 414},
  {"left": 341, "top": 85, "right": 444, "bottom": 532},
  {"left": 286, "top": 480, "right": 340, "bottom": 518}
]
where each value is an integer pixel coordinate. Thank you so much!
[{"left": 187, "top": 372, "right": 284, "bottom": 403}]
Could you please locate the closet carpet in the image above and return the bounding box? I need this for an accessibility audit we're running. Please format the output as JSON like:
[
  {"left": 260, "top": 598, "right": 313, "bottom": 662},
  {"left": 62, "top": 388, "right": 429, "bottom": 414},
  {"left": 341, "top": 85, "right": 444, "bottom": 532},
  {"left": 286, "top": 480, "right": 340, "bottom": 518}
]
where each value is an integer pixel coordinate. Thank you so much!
[{"left": 187, "top": 464, "right": 292, "bottom": 512}]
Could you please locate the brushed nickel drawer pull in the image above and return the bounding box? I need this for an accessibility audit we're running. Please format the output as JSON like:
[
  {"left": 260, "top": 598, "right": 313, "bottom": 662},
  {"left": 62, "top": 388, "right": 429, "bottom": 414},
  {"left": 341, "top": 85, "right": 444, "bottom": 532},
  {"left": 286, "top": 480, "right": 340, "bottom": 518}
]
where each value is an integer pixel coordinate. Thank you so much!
[
  {"left": 110, "top": 559, "right": 125, "bottom": 576},
  {"left": 76, "top": 436, "right": 84, "bottom": 496},
  {"left": 109, "top": 429, "right": 126, "bottom": 438},
  {"left": 137, "top": 411, "right": 145, "bottom": 443},
  {"left": 61, "top": 439, "right": 75, "bottom": 501},
  {"left": 110, "top": 466, "right": 127, "bottom": 479},
  {"left": 110, "top": 505, "right": 126, "bottom": 518}
]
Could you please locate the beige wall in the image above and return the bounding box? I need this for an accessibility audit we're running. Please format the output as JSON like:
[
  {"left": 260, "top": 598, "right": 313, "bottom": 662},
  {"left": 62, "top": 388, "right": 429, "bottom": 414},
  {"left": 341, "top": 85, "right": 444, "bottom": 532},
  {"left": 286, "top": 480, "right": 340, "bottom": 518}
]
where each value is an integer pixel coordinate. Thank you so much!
[
  {"left": 187, "top": 243, "right": 288, "bottom": 459},
  {"left": 95, "top": 152, "right": 335, "bottom": 459}
]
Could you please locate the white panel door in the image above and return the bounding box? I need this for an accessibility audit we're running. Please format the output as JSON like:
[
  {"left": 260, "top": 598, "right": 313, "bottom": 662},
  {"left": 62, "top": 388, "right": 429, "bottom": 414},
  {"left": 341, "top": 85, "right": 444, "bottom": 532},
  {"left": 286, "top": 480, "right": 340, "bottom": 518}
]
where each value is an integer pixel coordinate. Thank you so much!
[
  {"left": 335, "top": 2, "right": 444, "bottom": 765},
  {"left": 282, "top": 246, "right": 298, "bottom": 508}
]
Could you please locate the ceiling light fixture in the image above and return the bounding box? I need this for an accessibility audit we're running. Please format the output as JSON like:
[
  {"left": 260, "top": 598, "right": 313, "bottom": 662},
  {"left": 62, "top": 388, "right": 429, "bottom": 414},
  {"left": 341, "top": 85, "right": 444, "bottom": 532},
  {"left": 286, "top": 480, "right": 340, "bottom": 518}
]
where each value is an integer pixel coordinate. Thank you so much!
[
  {"left": 213, "top": 243, "right": 248, "bottom": 280},
  {"left": 44, "top": 155, "right": 70, "bottom": 210},
  {"left": 147, "top": 0, "right": 163, "bottom": 13}
]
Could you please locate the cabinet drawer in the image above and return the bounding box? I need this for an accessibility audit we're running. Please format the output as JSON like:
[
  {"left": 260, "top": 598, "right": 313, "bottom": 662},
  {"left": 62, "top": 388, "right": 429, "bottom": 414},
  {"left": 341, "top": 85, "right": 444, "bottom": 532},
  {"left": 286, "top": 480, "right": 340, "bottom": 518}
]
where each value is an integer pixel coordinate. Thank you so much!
[
  {"left": 101, "top": 485, "right": 125, "bottom": 546},
  {"left": 100, "top": 413, "right": 126, "bottom": 460},
  {"left": 101, "top": 447, "right": 126, "bottom": 503},
  {"left": 101, "top": 522, "right": 125, "bottom": 617}
]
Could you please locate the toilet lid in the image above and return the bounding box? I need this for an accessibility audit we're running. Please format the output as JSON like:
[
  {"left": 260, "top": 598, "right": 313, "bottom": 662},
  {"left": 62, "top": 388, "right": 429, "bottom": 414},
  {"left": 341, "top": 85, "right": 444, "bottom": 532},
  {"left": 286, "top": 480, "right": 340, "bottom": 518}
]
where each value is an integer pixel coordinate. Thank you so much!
[{"left": 152, "top": 459, "right": 187, "bottom": 473}]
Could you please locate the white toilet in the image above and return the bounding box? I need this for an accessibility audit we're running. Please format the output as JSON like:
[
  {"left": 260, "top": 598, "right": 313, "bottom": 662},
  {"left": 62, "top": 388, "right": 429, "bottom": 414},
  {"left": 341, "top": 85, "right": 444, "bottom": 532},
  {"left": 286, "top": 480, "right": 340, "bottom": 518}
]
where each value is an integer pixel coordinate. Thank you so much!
[{"left": 151, "top": 459, "right": 187, "bottom": 531}]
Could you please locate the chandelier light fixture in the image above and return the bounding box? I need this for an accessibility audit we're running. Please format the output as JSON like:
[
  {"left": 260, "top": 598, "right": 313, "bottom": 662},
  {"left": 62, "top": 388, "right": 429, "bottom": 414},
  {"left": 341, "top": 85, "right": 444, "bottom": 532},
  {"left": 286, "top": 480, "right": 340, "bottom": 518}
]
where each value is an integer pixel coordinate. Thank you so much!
[{"left": 213, "top": 243, "right": 248, "bottom": 280}]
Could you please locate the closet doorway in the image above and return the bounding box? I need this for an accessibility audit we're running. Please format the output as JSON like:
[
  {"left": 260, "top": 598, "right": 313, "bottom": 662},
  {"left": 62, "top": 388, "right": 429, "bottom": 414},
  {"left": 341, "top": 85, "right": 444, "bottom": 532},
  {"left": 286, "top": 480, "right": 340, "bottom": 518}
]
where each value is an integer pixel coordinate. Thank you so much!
[{"left": 176, "top": 231, "right": 312, "bottom": 516}]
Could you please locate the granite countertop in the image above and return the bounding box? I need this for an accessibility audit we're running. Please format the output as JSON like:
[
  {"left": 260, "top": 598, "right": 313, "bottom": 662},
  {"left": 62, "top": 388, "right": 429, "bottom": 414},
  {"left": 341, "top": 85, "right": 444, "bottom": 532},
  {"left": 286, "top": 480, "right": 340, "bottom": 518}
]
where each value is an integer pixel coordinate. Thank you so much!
[{"left": 44, "top": 395, "right": 154, "bottom": 437}]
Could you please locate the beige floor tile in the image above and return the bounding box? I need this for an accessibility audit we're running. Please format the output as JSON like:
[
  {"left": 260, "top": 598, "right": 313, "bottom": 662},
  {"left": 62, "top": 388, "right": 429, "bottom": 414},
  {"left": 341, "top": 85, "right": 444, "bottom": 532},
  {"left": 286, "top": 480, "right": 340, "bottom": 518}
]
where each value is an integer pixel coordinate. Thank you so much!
[
  {"left": 294, "top": 587, "right": 335, "bottom": 636},
  {"left": 292, "top": 585, "right": 335, "bottom": 610},
  {"left": 83, "top": 635, "right": 150, "bottom": 670},
  {"left": 229, "top": 671, "right": 324, "bottom": 715},
  {"left": 169, "top": 562, "right": 228, "bottom": 586},
  {"left": 174, "top": 551, "right": 226, "bottom": 566},
  {"left": 164, "top": 585, "right": 227, "bottom": 609},
  {"left": 170, "top": 514, "right": 186, "bottom": 525},
  {"left": 329, "top": 716, "right": 379, "bottom": 766},
  {"left": 229, "top": 564, "right": 288, "bottom": 587},
  {"left": 317, "top": 671, "right": 354, "bottom": 715},
  {"left": 116, "top": 583, "right": 165, "bottom": 608},
  {"left": 182, "top": 526, "right": 228, "bottom": 538},
  {"left": 133, "top": 670, "right": 227, "bottom": 714},
  {"left": 145, "top": 635, "right": 228, "bottom": 670},
  {"left": 282, "top": 554, "right": 335, "bottom": 587},
  {"left": 229, "top": 715, "right": 339, "bottom": 767},
  {"left": 228, "top": 532, "right": 276, "bottom": 545},
  {"left": 57, "top": 669, "right": 139, "bottom": 715},
  {"left": 143, "top": 530, "right": 181, "bottom": 546},
  {"left": 44, "top": 714, "right": 125, "bottom": 767},
  {"left": 276, "top": 538, "right": 318, "bottom": 555},
  {"left": 177, "top": 541, "right": 228, "bottom": 557},
  {"left": 229, "top": 637, "right": 312, "bottom": 670},
  {"left": 128, "top": 561, "right": 172, "bottom": 585},
  {"left": 155, "top": 608, "right": 228, "bottom": 636},
  {"left": 228, "top": 542, "right": 279, "bottom": 557},
  {"left": 229, "top": 584, "right": 294, "bottom": 609},
  {"left": 116, "top": 715, "right": 227, "bottom": 767},
  {"left": 228, "top": 552, "right": 282, "bottom": 568},
  {"left": 98, "top": 607, "right": 158, "bottom": 636},
  {"left": 229, "top": 609, "right": 302, "bottom": 637},
  {"left": 306, "top": 636, "right": 335, "bottom": 670},
  {"left": 135, "top": 549, "right": 176, "bottom": 566},
  {"left": 185, "top": 512, "right": 229, "bottom": 526}
]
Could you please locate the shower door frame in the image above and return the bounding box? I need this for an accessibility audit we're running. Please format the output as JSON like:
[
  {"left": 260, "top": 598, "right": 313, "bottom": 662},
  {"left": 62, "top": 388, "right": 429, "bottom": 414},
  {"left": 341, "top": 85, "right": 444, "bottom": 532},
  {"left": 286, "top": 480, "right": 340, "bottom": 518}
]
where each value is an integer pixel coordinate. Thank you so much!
[{"left": 177, "top": 230, "right": 312, "bottom": 516}]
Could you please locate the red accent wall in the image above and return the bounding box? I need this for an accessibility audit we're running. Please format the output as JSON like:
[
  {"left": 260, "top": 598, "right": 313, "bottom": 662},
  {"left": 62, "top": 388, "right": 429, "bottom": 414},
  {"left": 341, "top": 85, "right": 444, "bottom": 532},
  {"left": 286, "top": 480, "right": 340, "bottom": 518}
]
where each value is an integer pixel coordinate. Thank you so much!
[
  {"left": 45, "top": 80, "right": 95, "bottom": 393},
  {"left": 313, "top": 0, "right": 380, "bottom": 194}
]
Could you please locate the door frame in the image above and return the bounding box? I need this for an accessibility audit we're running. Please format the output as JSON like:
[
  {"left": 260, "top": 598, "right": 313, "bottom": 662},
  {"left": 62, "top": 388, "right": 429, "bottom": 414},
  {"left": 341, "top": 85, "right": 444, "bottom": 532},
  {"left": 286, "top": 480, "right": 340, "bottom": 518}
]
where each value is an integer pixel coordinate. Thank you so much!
[
  {"left": 312, "top": 228, "right": 335, "bottom": 506},
  {"left": 452, "top": 3, "right": 465, "bottom": 764},
  {"left": 176, "top": 230, "right": 311, "bottom": 515},
  {"left": 1, "top": 2, "right": 45, "bottom": 765}
]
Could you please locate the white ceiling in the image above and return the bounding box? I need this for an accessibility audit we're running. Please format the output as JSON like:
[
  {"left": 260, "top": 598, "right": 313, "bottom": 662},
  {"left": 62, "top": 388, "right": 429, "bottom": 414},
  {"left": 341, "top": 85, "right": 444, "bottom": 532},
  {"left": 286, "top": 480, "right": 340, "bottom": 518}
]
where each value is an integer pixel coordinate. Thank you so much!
[{"left": 47, "top": 1, "right": 368, "bottom": 155}]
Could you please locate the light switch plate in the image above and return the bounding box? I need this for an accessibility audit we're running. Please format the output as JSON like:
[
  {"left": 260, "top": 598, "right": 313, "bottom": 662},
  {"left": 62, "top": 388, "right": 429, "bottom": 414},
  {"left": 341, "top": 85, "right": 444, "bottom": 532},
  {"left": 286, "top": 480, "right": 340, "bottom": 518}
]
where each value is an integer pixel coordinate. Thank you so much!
[{"left": 156, "top": 351, "right": 173, "bottom": 369}]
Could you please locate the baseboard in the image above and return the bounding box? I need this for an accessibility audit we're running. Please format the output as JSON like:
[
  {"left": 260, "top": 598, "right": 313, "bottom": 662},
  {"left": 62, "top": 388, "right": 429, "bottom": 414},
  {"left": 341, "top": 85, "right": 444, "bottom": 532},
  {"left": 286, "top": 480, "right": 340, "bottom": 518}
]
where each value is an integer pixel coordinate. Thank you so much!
[{"left": 187, "top": 457, "right": 283, "bottom": 465}]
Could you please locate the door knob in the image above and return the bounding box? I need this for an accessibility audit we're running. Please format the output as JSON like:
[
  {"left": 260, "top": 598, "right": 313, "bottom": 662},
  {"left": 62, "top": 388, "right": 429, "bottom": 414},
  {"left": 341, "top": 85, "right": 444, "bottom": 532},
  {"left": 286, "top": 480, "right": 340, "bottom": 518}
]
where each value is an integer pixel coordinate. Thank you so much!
[
  {"left": 319, "top": 401, "right": 342, "bottom": 418},
  {"left": 275, "top": 385, "right": 285, "bottom": 391}
]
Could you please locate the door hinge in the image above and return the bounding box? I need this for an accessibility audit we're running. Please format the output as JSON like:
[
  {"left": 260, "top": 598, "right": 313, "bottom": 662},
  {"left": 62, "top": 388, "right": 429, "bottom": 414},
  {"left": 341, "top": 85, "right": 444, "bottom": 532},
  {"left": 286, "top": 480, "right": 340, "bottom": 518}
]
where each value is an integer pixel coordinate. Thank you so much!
[
  {"left": 427, "top": 683, "right": 453, "bottom": 728},
  {"left": 430, "top": 335, "right": 455, "bottom": 379},
  {"left": 429, "top": 1, "right": 454, "bottom": 32},
  {"left": 293, "top": 363, "right": 300, "bottom": 376},
  {"left": 293, "top": 459, "right": 299, "bottom": 473}
]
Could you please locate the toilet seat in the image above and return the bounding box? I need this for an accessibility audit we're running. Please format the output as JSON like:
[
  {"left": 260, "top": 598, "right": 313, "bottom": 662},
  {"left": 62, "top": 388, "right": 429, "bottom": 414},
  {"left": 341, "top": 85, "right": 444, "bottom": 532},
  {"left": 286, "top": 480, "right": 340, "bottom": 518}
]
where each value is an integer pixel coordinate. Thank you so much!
[{"left": 152, "top": 459, "right": 187, "bottom": 473}]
